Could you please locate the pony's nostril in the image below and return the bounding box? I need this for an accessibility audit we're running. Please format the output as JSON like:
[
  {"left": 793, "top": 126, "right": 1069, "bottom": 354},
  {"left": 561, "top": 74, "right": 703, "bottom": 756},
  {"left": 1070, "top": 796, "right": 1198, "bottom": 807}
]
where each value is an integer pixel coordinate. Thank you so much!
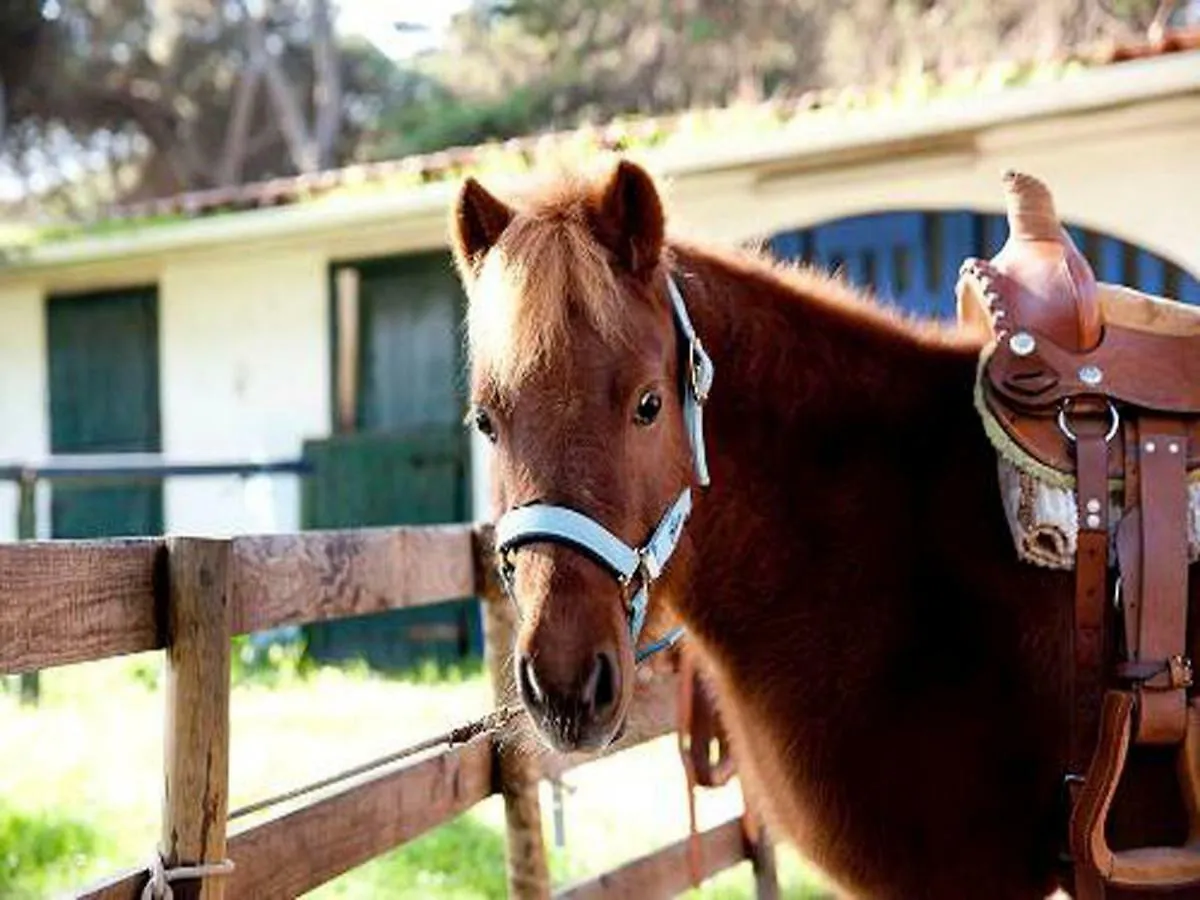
[
  {"left": 587, "top": 652, "right": 618, "bottom": 714},
  {"left": 517, "top": 655, "right": 543, "bottom": 708}
]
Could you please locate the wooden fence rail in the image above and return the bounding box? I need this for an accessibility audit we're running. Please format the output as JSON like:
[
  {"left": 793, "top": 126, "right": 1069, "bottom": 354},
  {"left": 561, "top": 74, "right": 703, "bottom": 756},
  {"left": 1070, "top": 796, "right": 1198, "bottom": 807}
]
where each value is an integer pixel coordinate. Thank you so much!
[{"left": 0, "top": 523, "right": 777, "bottom": 900}]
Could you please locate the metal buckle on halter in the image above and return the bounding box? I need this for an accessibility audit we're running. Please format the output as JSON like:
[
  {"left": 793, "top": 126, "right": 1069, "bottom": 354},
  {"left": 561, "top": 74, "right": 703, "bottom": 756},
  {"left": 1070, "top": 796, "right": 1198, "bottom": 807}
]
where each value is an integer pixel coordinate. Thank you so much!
[
  {"left": 635, "top": 546, "right": 657, "bottom": 586},
  {"left": 689, "top": 340, "right": 714, "bottom": 404},
  {"left": 497, "top": 547, "right": 518, "bottom": 597}
]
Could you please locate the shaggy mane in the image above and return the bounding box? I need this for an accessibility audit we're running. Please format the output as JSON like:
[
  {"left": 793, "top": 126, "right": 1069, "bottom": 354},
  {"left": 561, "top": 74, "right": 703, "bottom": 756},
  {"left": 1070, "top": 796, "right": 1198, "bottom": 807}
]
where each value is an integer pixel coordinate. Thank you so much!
[
  {"left": 465, "top": 172, "right": 644, "bottom": 394},
  {"left": 673, "top": 234, "right": 988, "bottom": 354},
  {"left": 465, "top": 166, "right": 986, "bottom": 398}
]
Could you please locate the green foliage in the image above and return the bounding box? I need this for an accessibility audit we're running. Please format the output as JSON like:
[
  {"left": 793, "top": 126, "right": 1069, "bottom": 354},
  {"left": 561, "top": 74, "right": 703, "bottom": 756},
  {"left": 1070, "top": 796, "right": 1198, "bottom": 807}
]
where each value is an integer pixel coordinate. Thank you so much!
[
  {"left": 125, "top": 656, "right": 162, "bottom": 692},
  {"left": 386, "top": 656, "right": 486, "bottom": 686},
  {"left": 0, "top": 657, "right": 835, "bottom": 899},
  {"left": 310, "top": 814, "right": 508, "bottom": 899},
  {"left": 0, "top": 805, "right": 102, "bottom": 899},
  {"left": 229, "top": 629, "right": 484, "bottom": 689},
  {"left": 372, "top": 86, "right": 557, "bottom": 158},
  {"left": 231, "top": 631, "right": 314, "bottom": 688},
  {"left": 3, "top": 0, "right": 1171, "bottom": 226}
]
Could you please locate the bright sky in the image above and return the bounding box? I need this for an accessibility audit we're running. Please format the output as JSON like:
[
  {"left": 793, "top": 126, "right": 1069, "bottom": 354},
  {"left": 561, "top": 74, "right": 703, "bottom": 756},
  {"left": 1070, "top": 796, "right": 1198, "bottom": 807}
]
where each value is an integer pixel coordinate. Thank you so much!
[{"left": 337, "top": 0, "right": 473, "bottom": 59}]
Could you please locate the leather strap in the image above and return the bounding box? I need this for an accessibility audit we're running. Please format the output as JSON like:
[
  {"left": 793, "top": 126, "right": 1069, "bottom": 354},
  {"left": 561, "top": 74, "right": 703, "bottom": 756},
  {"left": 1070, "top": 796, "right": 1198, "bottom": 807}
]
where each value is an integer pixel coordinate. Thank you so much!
[
  {"left": 495, "top": 489, "right": 692, "bottom": 657},
  {"left": 1133, "top": 417, "right": 1190, "bottom": 746},
  {"left": 677, "top": 651, "right": 703, "bottom": 890},
  {"left": 987, "top": 322, "right": 1200, "bottom": 415},
  {"left": 1072, "top": 411, "right": 1112, "bottom": 776},
  {"left": 1117, "top": 417, "right": 1143, "bottom": 658},
  {"left": 493, "top": 274, "right": 711, "bottom": 664},
  {"left": 667, "top": 276, "right": 714, "bottom": 487},
  {"left": 497, "top": 503, "right": 642, "bottom": 580},
  {"left": 1068, "top": 409, "right": 1113, "bottom": 900},
  {"left": 980, "top": 398, "right": 1200, "bottom": 478}
]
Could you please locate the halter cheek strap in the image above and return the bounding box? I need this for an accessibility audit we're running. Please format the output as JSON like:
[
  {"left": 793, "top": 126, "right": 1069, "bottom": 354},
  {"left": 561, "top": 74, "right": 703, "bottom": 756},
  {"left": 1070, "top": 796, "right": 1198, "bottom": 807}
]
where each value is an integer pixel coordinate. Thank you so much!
[
  {"left": 669, "top": 276, "right": 713, "bottom": 488},
  {"left": 495, "top": 274, "right": 713, "bottom": 662}
]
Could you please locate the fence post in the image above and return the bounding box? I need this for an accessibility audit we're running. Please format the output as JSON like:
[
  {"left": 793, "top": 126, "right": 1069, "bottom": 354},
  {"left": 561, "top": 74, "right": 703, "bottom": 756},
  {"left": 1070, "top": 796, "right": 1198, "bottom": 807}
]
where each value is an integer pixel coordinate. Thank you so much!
[
  {"left": 162, "top": 538, "right": 233, "bottom": 900},
  {"left": 750, "top": 818, "right": 779, "bottom": 900},
  {"left": 17, "top": 470, "right": 39, "bottom": 706},
  {"left": 477, "top": 530, "right": 551, "bottom": 900}
]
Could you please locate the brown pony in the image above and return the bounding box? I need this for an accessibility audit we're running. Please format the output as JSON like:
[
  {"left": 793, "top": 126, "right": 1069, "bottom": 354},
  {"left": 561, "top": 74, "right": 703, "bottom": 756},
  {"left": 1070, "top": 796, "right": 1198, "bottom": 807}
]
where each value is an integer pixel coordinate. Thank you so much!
[{"left": 449, "top": 160, "right": 1193, "bottom": 899}]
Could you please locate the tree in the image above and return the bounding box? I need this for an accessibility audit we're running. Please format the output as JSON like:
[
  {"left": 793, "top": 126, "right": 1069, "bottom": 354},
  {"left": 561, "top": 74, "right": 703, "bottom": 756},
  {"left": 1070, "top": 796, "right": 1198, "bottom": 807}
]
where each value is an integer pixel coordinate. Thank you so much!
[
  {"left": 408, "top": 0, "right": 1168, "bottom": 149},
  {"left": 2, "top": 0, "right": 399, "bottom": 214},
  {"left": 3, "top": 0, "right": 1181, "bottom": 216},
  {"left": 821, "top": 0, "right": 1167, "bottom": 87},
  {"left": 0, "top": 0, "right": 54, "bottom": 146}
]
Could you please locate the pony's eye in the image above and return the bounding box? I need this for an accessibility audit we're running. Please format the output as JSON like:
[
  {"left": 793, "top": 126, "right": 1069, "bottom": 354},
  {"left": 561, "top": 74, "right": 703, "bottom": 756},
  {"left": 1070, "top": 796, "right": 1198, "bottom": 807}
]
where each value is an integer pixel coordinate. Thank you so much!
[
  {"left": 470, "top": 407, "right": 497, "bottom": 443},
  {"left": 634, "top": 391, "right": 662, "bottom": 426}
]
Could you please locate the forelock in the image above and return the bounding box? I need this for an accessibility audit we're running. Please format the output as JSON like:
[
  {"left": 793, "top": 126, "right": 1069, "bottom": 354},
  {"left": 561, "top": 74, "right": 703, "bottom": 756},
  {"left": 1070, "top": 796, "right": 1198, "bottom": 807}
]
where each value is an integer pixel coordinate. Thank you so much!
[{"left": 466, "top": 195, "right": 642, "bottom": 393}]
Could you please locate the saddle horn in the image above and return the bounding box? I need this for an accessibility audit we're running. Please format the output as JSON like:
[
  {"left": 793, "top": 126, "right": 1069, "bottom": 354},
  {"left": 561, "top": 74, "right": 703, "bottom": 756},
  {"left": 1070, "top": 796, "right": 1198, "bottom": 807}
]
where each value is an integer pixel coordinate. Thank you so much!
[
  {"left": 988, "top": 169, "right": 1103, "bottom": 352},
  {"left": 1002, "top": 170, "right": 1062, "bottom": 244}
]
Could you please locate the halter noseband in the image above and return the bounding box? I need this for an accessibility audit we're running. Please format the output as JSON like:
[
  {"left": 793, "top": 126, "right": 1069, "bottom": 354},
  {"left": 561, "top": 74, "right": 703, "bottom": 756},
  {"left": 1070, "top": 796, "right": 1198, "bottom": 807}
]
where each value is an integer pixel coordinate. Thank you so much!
[{"left": 494, "top": 275, "right": 714, "bottom": 663}]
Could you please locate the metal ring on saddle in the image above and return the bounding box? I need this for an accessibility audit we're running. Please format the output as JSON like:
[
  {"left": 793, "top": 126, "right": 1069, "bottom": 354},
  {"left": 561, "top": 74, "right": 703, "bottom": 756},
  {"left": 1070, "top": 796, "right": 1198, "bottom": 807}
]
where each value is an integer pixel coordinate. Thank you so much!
[{"left": 1056, "top": 398, "right": 1120, "bottom": 444}]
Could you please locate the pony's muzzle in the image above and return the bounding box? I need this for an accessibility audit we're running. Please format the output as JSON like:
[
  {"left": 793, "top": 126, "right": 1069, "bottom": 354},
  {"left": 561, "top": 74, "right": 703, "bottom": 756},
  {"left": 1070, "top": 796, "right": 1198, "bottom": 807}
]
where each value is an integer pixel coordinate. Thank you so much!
[{"left": 517, "top": 648, "right": 622, "bottom": 752}]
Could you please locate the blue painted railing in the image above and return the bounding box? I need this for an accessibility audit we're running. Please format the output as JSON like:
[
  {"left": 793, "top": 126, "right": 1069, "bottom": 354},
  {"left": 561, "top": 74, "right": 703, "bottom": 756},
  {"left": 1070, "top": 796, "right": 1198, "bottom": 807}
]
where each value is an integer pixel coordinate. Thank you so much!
[{"left": 768, "top": 212, "right": 1200, "bottom": 319}]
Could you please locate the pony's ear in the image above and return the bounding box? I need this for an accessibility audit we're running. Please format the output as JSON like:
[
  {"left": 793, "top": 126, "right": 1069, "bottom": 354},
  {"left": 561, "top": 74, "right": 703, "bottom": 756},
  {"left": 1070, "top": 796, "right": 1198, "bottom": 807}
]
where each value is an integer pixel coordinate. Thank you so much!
[
  {"left": 592, "top": 160, "right": 664, "bottom": 279},
  {"left": 452, "top": 177, "right": 514, "bottom": 273}
]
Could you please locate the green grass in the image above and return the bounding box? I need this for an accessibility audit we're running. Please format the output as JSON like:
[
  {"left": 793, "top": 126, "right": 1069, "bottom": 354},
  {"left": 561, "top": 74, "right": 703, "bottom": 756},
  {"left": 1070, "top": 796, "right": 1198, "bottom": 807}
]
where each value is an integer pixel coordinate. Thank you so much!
[
  {"left": 310, "top": 814, "right": 510, "bottom": 900},
  {"left": 0, "top": 805, "right": 104, "bottom": 899},
  {"left": 0, "top": 654, "right": 831, "bottom": 897}
]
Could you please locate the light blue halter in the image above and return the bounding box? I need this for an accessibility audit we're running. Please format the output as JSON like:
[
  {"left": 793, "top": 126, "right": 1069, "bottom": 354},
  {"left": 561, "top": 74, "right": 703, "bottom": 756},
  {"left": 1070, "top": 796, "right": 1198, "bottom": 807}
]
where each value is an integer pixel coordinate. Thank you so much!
[{"left": 494, "top": 275, "right": 714, "bottom": 663}]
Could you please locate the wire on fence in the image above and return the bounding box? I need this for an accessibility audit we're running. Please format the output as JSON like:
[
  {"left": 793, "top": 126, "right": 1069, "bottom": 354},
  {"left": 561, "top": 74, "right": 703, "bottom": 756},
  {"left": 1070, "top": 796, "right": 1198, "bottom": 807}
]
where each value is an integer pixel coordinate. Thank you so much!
[{"left": 227, "top": 704, "right": 524, "bottom": 821}]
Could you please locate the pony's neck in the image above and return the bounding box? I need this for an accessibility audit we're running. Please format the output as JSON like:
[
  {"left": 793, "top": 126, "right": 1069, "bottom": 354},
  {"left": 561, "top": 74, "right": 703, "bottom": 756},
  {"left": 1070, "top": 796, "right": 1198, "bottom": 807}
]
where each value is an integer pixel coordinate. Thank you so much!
[{"left": 665, "top": 241, "right": 986, "bottom": 656}]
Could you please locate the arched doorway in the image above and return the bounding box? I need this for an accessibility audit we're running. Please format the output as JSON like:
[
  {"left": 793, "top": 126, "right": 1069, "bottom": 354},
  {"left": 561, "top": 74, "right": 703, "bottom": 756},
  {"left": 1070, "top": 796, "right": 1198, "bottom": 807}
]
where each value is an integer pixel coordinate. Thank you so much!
[{"left": 767, "top": 212, "right": 1200, "bottom": 319}]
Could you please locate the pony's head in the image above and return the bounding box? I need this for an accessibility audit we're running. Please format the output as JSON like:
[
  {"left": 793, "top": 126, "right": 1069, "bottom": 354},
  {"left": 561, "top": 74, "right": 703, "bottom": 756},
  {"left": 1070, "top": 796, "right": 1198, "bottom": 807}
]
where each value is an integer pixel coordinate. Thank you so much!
[{"left": 451, "top": 161, "right": 701, "bottom": 752}]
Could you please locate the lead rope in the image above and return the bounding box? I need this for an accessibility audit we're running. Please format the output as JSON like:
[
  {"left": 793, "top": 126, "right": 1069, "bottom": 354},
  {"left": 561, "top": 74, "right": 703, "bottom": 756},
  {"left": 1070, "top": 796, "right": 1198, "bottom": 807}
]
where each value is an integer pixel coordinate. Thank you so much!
[
  {"left": 141, "top": 854, "right": 235, "bottom": 900},
  {"left": 677, "top": 649, "right": 705, "bottom": 891},
  {"left": 142, "top": 705, "right": 521, "bottom": 898},
  {"left": 228, "top": 705, "right": 522, "bottom": 821}
]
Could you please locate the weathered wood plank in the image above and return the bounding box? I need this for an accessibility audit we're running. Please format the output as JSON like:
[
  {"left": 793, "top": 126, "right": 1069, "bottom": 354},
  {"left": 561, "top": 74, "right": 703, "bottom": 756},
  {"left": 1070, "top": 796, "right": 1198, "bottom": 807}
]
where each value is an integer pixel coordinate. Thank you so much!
[
  {"left": 0, "top": 539, "right": 163, "bottom": 674},
  {"left": 0, "top": 524, "right": 478, "bottom": 672},
  {"left": 750, "top": 819, "right": 781, "bottom": 900},
  {"left": 73, "top": 695, "right": 683, "bottom": 900},
  {"left": 224, "top": 733, "right": 496, "bottom": 900},
  {"left": 555, "top": 817, "right": 750, "bottom": 900},
  {"left": 162, "top": 538, "right": 233, "bottom": 900},
  {"left": 75, "top": 866, "right": 147, "bottom": 900},
  {"left": 229, "top": 524, "right": 477, "bottom": 635}
]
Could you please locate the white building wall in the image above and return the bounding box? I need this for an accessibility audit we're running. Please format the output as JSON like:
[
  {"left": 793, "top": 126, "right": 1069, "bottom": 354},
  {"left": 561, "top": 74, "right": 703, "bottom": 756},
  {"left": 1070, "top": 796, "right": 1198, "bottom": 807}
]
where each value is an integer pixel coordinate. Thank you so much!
[
  {"left": 159, "top": 248, "right": 331, "bottom": 536},
  {"left": 0, "top": 283, "right": 47, "bottom": 541},
  {"left": 671, "top": 94, "right": 1200, "bottom": 279}
]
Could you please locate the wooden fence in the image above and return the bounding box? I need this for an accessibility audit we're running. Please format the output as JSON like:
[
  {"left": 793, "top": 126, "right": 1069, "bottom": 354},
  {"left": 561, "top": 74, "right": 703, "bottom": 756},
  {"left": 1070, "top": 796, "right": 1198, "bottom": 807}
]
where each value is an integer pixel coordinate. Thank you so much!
[{"left": 0, "top": 523, "right": 778, "bottom": 899}]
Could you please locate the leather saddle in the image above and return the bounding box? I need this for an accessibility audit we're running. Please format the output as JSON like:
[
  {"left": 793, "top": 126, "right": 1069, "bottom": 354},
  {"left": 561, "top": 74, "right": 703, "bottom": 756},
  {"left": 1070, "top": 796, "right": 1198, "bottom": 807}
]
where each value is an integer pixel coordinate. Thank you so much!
[{"left": 957, "top": 172, "right": 1200, "bottom": 898}]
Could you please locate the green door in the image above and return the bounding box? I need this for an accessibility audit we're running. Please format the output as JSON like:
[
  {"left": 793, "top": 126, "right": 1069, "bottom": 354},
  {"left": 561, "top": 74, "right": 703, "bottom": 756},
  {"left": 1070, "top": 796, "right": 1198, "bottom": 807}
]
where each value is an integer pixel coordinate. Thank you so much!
[
  {"left": 355, "top": 254, "right": 465, "bottom": 431},
  {"left": 302, "top": 429, "right": 478, "bottom": 669},
  {"left": 304, "top": 252, "right": 479, "bottom": 670},
  {"left": 46, "top": 288, "right": 162, "bottom": 538}
]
